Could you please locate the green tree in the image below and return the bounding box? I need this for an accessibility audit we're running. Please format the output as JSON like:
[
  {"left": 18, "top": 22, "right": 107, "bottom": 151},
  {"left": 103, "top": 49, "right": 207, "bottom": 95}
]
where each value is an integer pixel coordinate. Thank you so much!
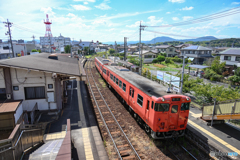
[
  {"left": 84, "top": 47, "right": 89, "bottom": 55},
  {"left": 109, "top": 49, "right": 115, "bottom": 55},
  {"left": 234, "top": 67, "right": 240, "bottom": 76},
  {"left": 31, "top": 49, "right": 38, "bottom": 52},
  {"left": 211, "top": 56, "right": 226, "bottom": 74},
  {"left": 64, "top": 45, "right": 71, "bottom": 53},
  {"left": 37, "top": 49, "right": 41, "bottom": 53}
]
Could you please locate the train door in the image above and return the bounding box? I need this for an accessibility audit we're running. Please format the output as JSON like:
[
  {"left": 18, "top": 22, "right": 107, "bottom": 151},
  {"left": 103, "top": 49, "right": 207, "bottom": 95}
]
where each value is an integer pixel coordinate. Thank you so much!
[
  {"left": 145, "top": 100, "right": 150, "bottom": 123},
  {"left": 128, "top": 87, "right": 135, "bottom": 109},
  {"left": 168, "top": 104, "right": 179, "bottom": 130}
]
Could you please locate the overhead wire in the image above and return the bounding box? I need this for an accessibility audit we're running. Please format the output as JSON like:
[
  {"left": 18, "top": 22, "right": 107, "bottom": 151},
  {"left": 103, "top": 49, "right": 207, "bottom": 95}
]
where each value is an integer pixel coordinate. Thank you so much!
[{"left": 148, "top": 6, "right": 240, "bottom": 27}]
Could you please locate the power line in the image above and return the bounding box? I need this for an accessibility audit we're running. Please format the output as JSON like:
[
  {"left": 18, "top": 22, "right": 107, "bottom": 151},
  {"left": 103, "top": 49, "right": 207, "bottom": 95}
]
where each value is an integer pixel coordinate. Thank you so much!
[
  {"left": 12, "top": 24, "right": 43, "bottom": 35},
  {"left": 148, "top": 6, "right": 240, "bottom": 28}
]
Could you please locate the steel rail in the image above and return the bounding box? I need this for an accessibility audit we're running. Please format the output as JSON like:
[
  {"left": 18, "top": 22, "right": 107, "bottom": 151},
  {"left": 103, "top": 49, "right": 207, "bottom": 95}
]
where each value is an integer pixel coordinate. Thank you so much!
[
  {"left": 87, "top": 59, "right": 141, "bottom": 160},
  {"left": 85, "top": 60, "right": 122, "bottom": 159}
]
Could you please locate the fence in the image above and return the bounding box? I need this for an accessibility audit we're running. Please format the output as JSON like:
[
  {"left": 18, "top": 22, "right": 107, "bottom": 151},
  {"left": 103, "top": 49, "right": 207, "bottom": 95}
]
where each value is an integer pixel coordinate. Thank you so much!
[
  {"left": 0, "top": 123, "right": 46, "bottom": 160},
  {"left": 202, "top": 99, "right": 240, "bottom": 120}
]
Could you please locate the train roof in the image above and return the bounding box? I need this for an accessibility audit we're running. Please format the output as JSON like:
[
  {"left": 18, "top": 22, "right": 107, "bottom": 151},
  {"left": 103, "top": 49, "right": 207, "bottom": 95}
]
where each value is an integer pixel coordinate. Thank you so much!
[{"left": 96, "top": 57, "right": 179, "bottom": 98}]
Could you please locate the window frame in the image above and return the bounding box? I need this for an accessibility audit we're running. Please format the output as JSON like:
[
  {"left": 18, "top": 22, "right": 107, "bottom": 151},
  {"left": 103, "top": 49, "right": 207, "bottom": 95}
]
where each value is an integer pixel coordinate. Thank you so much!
[
  {"left": 224, "top": 56, "right": 231, "bottom": 61},
  {"left": 236, "top": 56, "right": 240, "bottom": 61},
  {"left": 123, "top": 83, "right": 126, "bottom": 92},
  {"left": 116, "top": 78, "right": 119, "bottom": 85},
  {"left": 171, "top": 105, "right": 178, "bottom": 113},
  {"left": 24, "top": 86, "right": 45, "bottom": 100},
  {"left": 137, "top": 94, "right": 143, "bottom": 107},
  {"left": 119, "top": 80, "right": 122, "bottom": 88}
]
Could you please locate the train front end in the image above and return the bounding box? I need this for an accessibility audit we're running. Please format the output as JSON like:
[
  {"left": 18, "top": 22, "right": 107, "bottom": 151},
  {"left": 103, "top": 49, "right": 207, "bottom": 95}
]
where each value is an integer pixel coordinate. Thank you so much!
[{"left": 151, "top": 95, "right": 191, "bottom": 139}]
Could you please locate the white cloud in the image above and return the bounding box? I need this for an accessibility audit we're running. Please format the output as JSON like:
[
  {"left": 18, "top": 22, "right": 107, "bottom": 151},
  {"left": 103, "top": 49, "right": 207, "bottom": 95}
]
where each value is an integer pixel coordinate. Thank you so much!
[
  {"left": 183, "top": 16, "right": 193, "bottom": 21},
  {"left": 168, "top": 0, "right": 185, "bottom": 3},
  {"left": 172, "top": 17, "right": 179, "bottom": 21},
  {"left": 231, "top": 2, "right": 240, "bottom": 5},
  {"left": 126, "top": 21, "right": 141, "bottom": 28},
  {"left": 181, "top": 6, "right": 194, "bottom": 10},
  {"left": 95, "top": 0, "right": 111, "bottom": 10},
  {"left": 53, "top": 7, "right": 73, "bottom": 11},
  {"left": 147, "top": 16, "right": 163, "bottom": 25},
  {"left": 73, "top": 0, "right": 95, "bottom": 2},
  {"left": 166, "top": 12, "right": 171, "bottom": 14},
  {"left": 71, "top": 5, "right": 91, "bottom": 10},
  {"left": 216, "top": 30, "right": 221, "bottom": 33},
  {"left": 40, "top": 7, "right": 55, "bottom": 16},
  {"left": 84, "top": 2, "right": 88, "bottom": 4},
  {"left": 67, "top": 13, "right": 76, "bottom": 17}
]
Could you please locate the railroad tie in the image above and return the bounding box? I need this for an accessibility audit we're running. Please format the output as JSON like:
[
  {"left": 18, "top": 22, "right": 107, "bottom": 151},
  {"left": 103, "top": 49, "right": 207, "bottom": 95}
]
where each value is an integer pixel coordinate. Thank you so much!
[{"left": 119, "top": 149, "right": 132, "bottom": 157}]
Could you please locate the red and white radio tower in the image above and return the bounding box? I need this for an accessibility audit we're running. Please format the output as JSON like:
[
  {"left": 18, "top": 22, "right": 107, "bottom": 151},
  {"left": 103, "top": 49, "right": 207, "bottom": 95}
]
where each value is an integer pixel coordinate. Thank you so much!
[{"left": 44, "top": 14, "right": 52, "bottom": 37}]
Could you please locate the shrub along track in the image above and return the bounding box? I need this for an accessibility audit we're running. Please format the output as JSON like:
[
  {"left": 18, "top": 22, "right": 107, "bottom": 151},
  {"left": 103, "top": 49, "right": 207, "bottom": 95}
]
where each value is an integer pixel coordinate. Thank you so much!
[{"left": 85, "top": 59, "right": 210, "bottom": 160}]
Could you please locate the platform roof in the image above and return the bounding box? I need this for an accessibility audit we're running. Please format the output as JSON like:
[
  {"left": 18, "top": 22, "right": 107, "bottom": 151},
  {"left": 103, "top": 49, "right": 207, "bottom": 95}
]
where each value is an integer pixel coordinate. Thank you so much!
[
  {"left": 0, "top": 101, "right": 22, "bottom": 114},
  {"left": 0, "top": 53, "right": 83, "bottom": 77},
  {"left": 188, "top": 65, "right": 210, "bottom": 69}
]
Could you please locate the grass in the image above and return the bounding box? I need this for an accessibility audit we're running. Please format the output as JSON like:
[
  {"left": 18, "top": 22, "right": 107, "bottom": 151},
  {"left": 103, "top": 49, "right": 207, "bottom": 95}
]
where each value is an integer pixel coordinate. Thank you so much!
[{"left": 143, "top": 63, "right": 178, "bottom": 72}]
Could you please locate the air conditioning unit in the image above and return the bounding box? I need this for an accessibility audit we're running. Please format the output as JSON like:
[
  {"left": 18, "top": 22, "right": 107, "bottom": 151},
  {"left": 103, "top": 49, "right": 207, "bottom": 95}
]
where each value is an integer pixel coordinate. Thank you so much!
[
  {"left": 7, "top": 94, "right": 11, "bottom": 99},
  {"left": 52, "top": 73, "right": 57, "bottom": 79}
]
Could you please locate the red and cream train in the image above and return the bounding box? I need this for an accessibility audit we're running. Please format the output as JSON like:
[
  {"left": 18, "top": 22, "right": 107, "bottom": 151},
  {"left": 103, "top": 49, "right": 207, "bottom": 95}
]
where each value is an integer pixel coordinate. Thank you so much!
[{"left": 94, "top": 57, "right": 191, "bottom": 139}]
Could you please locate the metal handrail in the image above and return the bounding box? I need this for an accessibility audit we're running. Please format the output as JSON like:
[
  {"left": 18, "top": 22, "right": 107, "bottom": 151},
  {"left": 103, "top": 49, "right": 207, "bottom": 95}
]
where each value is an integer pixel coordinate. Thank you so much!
[{"left": 0, "top": 128, "right": 42, "bottom": 154}]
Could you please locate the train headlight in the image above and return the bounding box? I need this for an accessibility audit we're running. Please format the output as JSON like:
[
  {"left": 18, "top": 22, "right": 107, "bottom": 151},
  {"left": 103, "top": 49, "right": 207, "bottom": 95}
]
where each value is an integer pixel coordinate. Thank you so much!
[
  {"left": 162, "top": 98, "right": 165, "bottom": 102},
  {"left": 186, "top": 97, "right": 190, "bottom": 101}
]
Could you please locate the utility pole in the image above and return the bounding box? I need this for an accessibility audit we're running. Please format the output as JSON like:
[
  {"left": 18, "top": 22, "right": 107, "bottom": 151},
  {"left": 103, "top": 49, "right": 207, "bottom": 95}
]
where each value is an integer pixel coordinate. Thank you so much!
[
  {"left": 3, "top": 19, "right": 14, "bottom": 58},
  {"left": 31, "top": 35, "right": 35, "bottom": 45},
  {"left": 180, "top": 54, "right": 186, "bottom": 94},
  {"left": 139, "top": 21, "right": 146, "bottom": 75},
  {"left": 124, "top": 37, "right": 127, "bottom": 61}
]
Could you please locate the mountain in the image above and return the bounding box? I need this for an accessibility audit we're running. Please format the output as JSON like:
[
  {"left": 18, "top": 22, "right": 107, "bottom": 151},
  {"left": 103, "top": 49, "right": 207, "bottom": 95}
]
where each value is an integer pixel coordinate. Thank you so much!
[
  {"left": 104, "top": 36, "right": 218, "bottom": 45},
  {"left": 148, "top": 36, "right": 177, "bottom": 44}
]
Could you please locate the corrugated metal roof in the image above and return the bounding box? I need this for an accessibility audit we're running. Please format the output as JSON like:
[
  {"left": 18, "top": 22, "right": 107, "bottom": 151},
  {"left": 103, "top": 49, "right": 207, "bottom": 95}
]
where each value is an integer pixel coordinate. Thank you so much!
[
  {"left": 219, "top": 48, "right": 240, "bottom": 56},
  {"left": 0, "top": 53, "right": 81, "bottom": 76}
]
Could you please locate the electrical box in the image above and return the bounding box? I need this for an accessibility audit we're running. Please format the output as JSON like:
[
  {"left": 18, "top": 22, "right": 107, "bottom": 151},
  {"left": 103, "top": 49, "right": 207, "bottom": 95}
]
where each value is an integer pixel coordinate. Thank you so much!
[{"left": 7, "top": 94, "right": 11, "bottom": 99}]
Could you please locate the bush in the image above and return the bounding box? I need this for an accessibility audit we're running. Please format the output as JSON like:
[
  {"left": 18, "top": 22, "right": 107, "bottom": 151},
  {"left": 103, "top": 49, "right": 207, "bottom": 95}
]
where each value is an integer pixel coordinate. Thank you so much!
[
  {"left": 31, "top": 49, "right": 38, "bottom": 52},
  {"left": 165, "top": 57, "right": 174, "bottom": 64},
  {"left": 204, "top": 68, "right": 223, "bottom": 81}
]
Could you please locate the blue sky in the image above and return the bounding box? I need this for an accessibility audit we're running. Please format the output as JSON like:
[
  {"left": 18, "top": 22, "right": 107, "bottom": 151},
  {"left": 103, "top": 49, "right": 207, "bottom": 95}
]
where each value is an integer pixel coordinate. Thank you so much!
[{"left": 0, "top": 0, "right": 240, "bottom": 43}]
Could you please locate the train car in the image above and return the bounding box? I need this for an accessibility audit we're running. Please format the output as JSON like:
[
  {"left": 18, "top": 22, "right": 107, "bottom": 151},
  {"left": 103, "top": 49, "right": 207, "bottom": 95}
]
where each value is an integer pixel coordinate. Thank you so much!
[{"left": 94, "top": 57, "right": 191, "bottom": 139}]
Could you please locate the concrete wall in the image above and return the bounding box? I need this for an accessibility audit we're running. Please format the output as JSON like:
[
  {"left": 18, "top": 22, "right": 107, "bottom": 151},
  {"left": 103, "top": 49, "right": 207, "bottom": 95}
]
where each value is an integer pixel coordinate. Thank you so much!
[
  {"left": 10, "top": 68, "right": 57, "bottom": 111},
  {"left": 0, "top": 113, "right": 14, "bottom": 130},
  {"left": 14, "top": 104, "right": 23, "bottom": 124},
  {"left": 0, "top": 68, "right": 5, "bottom": 88}
]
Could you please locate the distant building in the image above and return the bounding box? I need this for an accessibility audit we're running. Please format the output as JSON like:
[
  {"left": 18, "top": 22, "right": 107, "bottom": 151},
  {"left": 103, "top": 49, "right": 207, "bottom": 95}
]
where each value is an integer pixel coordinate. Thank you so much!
[
  {"left": 155, "top": 45, "right": 177, "bottom": 57},
  {"left": 18, "top": 39, "right": 24, "bottom": 44},
  {"left": 181, "top": 45, "right": 213, "bottom": 64},
  {"left": 220, "top": 48, "right": 240, "bottom": 74},
  {"left": 0, "top": 39, "right": 2, "bottom": 43},
  {"left": 80, "top": 40, "right": 99, "bottom": 51}
]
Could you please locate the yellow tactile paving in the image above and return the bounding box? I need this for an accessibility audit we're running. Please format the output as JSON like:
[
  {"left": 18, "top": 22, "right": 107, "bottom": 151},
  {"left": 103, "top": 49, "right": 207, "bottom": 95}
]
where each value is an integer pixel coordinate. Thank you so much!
[
  {"left": 188, "top": 120, "right": 240, "bottom": 155},
  {"left": 44, "top": 131, "right": 66, "bottom": 141},
  {"left": 189, "top": 111, "right": 202, "bottom": 118},
  {"left": 82, "top": 128, "right": 94, "bottom": 160}
]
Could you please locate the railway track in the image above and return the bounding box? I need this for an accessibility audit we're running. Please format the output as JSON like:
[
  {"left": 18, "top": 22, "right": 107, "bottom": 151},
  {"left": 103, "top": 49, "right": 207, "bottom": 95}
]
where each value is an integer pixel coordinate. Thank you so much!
[
  {"left": 166, "top": 140, "right": 198, "bottom": 160},
  {"left": 85, "top": 59, "right": 142, "bottom": 160}
]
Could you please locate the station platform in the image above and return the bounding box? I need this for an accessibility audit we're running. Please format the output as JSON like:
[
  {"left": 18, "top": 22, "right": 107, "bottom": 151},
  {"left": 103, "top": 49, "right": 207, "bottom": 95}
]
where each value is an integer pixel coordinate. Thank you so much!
[
  {"left": 188, "top": 106, "right": 240, "bottom": 159},
  {"left": 44, "top": 80, "right": 108, "bottom": 160}
]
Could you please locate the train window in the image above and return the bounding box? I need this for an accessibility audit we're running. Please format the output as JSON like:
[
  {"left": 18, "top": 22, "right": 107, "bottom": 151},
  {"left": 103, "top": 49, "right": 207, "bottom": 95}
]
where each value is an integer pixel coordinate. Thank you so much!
[
  {"left": 181, "top": 103, "right": 190, "bottom": 111},
  {"left": 110, "top": 74, "right": 113, "bottom": 80},
  {"left": 132, "top": 89, "right": 134, "bottom": 98},
  {"left": 147, "top": 100, "right": 149, "bottom": 110},
  {"left": 116, "top": 78, "right": 119, "bottom": 85},
  {"left": 119, "top": 81, "right": 122, "bottom": 88},
  {"left": 114, "top": 76, "right": 115, "bottom": 82},
  {"left": 137, "top": 94, "right": 143, "bottom": 107},
  {"left": 155, "top": 103, "right": 169, "bottom": 112},
  {"left": 151, "top": 101, "right": 154, "bottom": 109},
  {"left": 123, "top": 83, "right": 126, "bottom": 92},
  {"left": 103, "top": 69, "right": 106, "bottom": 74},
  {"left": 100, "top": 66, "right": 102, "bottom": 70},
  {"left": 171, "top": 105, "right": 178, "bottom": 113},
  {"left": 129, "top": 88, "right": 132, "bottom": 96}
]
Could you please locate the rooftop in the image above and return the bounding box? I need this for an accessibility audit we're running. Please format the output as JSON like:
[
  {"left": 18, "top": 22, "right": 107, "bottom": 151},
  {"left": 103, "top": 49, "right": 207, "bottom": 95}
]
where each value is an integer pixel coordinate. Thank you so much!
[
  {"left": 0, "top": 101, "right": 22, "bottom": 114},
  {"left": 219, "top": 48, "right": 240, "bottom": 56},
  {"left": 181, "top": 45, "right": 212, "bottom": 51},
  {"left": 155, "top": 45, "right": 173, "bottom": 49},
  {"left": 0, "top": 53, "right": 81, "bottom": 77}
]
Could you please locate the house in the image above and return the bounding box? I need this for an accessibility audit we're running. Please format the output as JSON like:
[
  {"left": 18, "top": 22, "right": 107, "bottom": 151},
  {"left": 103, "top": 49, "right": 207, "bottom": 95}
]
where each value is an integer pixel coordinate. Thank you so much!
[
  {"left": 0, "top": 53, "right": 84, "bottom": 113},
  {"left": 175, "top": 44, "right": 191, "bottom": 57},
  {"left": 219, "top": 48, "right": 240, "bottom": 74},
  {"left": 134, "top": 50, "right": 157, "bottom": 63},
  {"left": 181, "top": 45, "right": 213, "bottom": 64},
  {"left": 155, "top": 45, "right": 177, "bottom": 57},
  {"left": 80, "top": 40, "right": 99, "bottom": 51}
]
